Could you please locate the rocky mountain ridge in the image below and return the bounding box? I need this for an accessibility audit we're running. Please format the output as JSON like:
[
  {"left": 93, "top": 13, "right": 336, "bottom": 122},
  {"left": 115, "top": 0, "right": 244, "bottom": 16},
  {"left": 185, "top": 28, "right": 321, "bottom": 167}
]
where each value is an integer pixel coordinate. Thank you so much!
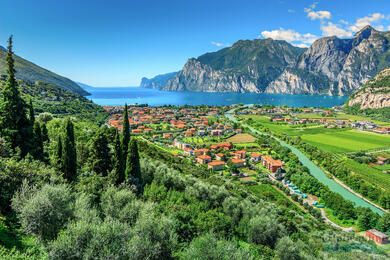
[
  {"left": 156, "top": 26, "right": 390, "bottom": 96},
  {"left": 346, "top": 68, "right": 390, "bottom": 109}
]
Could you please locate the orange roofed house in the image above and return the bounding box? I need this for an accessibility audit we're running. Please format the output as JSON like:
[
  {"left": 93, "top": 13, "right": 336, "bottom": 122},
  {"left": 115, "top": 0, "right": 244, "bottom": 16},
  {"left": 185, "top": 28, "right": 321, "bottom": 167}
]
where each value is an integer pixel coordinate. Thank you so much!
[
  {"left": 197, "top": 155, "right": 211, "bottom": 164},
  {"left": 261, "top": 155, "right": 283, "bottom": 173},
  {"left": 230, "top": 159, "right": 245, "bottom": 168},
  {"left": 208, "top": 161, "right": 225, "bottom": 171}
]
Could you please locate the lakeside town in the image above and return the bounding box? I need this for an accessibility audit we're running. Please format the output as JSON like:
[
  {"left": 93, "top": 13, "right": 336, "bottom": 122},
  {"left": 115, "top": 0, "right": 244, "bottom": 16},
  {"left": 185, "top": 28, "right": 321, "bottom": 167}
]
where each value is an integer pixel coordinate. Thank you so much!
[{"left": 101, "top": 104, "right": 390, "bottom": 245}]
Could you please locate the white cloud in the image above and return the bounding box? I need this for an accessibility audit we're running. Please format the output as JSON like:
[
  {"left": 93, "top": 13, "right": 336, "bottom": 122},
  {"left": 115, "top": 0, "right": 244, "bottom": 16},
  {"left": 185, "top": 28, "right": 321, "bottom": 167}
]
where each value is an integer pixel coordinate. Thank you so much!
[
  {"left": 307, "top": 10, "right": 331, "bottom": 20},
  {"left": 288, "top": 9, "right": 295, "bottom": 13},
  {"left": 304, "top": 3, "right": 331, "bottom": 21},
  {"left": 388, "top": 25, "right": 390, "bottom": 31},
  {"left": 348, "top": 13, "right": 386, "bottom": 32},
  {"left": 211, "top": 41, "right": 230, "bottom": 47},
  {"left": 292, "top": 43, "right": 310, "bottom": 48},
  {"left": 321, "top": 22, "right": 353, "bottom": 37},
  {"left": 260, "top": 28, "right": 318, "bottom": 46}
]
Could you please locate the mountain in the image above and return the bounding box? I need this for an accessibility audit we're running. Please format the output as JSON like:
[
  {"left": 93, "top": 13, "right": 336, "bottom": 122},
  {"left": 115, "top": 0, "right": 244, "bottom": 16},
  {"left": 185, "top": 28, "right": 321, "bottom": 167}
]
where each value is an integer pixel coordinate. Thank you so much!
[
  {"left": 0, "top": 46, "right": 89, "bottom": 96},
  {"left": 140, "top": 72, "right": 178, "bottom": 89},
  {"left": 164, "top": 39, "right": 305, "bottom": 93},
  {"left": 0, "top": 74, "right": 107, "bottom": 123},
  {"left": 164, "top": 26, "right": 390, "bottom": 96},
  {"left": 346, "top": 68, "right": 390, "bottom": 109}
]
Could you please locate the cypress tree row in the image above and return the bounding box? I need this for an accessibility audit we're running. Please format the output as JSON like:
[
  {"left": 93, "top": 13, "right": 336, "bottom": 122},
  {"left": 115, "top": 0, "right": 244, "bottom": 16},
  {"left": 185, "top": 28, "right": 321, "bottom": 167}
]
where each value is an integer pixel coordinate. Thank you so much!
[
  {"left": 122, "top": 103, "right": 130, "bottom": 163},
  {"left": 89, "top": 128, "right": 111, "bottom": 176},
  {"left": 62, "top": 118, "right": 77, "bottom": 182},
  {"left": 110, "top": 129, "right": 125, "bottom": 185},
  {"left": 125, "top": 137, "right": 142, "bottom": 187},
  {"left": 0, "top": 36, "right": 34, "bottom": 157}
]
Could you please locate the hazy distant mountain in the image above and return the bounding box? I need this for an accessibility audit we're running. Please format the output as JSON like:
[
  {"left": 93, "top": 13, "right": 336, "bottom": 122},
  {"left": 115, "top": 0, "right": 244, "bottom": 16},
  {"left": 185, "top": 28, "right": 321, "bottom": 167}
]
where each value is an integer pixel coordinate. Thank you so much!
[
  {"left": 346, "top": 67, "right": 390, "bottom": 109},
  {"left": 164, "top": 26, "right": 390, "bottom": 96},
  {"left": 0, "top": 46, "right": 89, "bottom": 96},
  {"left": 140, "top": 72, "right": 178, "bottom": 89}
]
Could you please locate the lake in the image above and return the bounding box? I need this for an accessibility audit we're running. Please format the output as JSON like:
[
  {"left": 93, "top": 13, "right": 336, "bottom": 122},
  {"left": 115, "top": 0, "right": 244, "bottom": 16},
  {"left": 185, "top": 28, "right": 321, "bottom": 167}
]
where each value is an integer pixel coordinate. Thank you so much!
[{"left": 87, "top": 87, "right": 348, "bottom": 107}]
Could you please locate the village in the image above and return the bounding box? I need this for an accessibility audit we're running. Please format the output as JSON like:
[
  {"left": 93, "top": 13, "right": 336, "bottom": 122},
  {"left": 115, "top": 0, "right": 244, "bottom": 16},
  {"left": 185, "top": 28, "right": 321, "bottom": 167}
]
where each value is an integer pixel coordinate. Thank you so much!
[{"left": 102, "top": 104, "right": 389, "bottom": 246}]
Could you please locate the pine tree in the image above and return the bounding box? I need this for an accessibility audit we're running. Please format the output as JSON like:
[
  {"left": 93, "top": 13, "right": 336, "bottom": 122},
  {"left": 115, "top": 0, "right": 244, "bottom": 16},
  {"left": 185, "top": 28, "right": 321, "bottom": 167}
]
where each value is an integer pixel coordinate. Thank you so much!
[
  {"left": 89, "top": 128, "right": 111, "bottom": 176},
  {"left": 33, "top": 121, "right": 43, "bottom": 159},
  {"left": 56, "top": 136, "right": 63, "bottom": 171},
  {"left": 110, "top": 129, "right": 125, "bottom": 185},
  {"left": 62, "top": 118, "right": 77, "bottom": 182},
  {"left": 125, "top": 137, "right": 142, "bottom": 186},
  {"left": 122, "top": 103, "right": 130, "bottom": 163},
  {"left": 0, "top": 36, "right": 33, "bottom": 157}
]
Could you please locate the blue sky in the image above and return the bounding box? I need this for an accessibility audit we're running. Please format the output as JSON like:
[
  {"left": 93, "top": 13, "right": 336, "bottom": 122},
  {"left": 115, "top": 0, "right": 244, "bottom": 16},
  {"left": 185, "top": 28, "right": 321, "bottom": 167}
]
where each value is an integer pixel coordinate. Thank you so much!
[{"left": 1, "top": 0, "right": 389, "bottom": 86}]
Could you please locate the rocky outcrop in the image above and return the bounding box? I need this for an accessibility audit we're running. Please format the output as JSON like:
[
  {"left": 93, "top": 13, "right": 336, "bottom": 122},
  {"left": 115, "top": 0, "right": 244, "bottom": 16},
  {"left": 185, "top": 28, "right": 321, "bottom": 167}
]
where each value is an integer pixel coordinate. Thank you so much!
[
  {"left": 265, "top": 70, "right": 320, "bottom": 94},
  {"left": 347, "top": 68, "right": 390, "bottom": 109},
  {"left": 163, "top": 59, "right": 259, "bottom": 92},
  {"left": 162, "top": 25, "right": 390, "bottom": 96},
  {"left": 140, "top": 72, "right": 177, "bottom": 89}
]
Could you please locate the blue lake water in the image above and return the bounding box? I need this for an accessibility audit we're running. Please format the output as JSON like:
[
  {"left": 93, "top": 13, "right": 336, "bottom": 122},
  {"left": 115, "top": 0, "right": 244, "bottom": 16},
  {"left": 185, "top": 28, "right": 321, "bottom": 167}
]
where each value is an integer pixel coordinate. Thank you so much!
[{"left": 87, "top": 87, "right": 348, "bottom": 107}]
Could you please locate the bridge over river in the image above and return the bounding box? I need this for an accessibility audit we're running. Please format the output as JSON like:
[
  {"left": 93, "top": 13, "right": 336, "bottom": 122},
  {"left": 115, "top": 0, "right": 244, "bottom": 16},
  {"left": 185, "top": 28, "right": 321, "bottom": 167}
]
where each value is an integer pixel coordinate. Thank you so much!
[{"left": 225, "top": 108, "right": 385, "bottom": 215}]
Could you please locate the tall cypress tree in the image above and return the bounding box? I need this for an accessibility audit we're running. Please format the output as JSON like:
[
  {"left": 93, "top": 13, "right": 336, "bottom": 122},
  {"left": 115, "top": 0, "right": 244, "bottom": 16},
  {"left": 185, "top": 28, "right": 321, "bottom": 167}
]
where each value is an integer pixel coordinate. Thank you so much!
[
  {"left": 56, "top": 136, "right": 63, "bottom": 171},
  {"left": 29, "top": 99, "right": 35, "bottom": 123},
  {"left": 122, "top": 103, "right": 130, "bottom": 163},
  {"left": 41, "top": 123, "right": 49, "bottom": 143},
  {"left": 0, "top": 36, "right": 33, "bottom": 157},
  {"left": 110, "top": 129, "right": 125, "bottom": 185},
  {"left": 125, "top": 137, "right": 142, "bottom": 186},
  {"left": 32, "top": 121, "right": 43, "bottom": 159},
  {"left": 89, "top": 128, "right": 111, "bottom": 176},
  {"left": 63, "top": 118, "right": 77, "bottom": 182}
]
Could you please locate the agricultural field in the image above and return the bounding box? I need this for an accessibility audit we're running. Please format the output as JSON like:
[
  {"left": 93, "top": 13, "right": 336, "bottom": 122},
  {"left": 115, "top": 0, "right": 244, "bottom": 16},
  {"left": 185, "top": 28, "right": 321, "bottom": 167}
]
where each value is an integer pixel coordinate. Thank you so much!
[
  {"left": 343, "top": 158, "right": 390, "bottom": 193},
  {"left": 182, "top": 136, "right": 224, "bottom": 145},
  {"left": 239, "top": 115, "right": 390, "bottom": 153},
  {"left": 226, "top": 133, "right": 256, "bottom": 143},
  {"left": 301, "top": 130, "right": 390, "bottom": 153},
  {"left": 295, "top": 112, "right": 390, "bottom": 126}
]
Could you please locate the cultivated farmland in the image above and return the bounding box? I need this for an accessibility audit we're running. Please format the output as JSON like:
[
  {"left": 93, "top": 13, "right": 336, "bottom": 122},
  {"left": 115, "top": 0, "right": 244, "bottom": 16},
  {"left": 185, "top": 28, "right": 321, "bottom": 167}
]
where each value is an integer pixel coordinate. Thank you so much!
[{"left": 227, "top": 133, "right": 257, "bottom": 143}]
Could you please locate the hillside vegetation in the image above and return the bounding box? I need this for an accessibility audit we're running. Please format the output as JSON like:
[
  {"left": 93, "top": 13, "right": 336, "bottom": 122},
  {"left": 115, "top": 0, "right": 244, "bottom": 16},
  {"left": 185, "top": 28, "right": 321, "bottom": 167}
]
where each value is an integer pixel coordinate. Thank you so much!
[{"left": 0, "top": 46, "right": 88, "bottom": 95}]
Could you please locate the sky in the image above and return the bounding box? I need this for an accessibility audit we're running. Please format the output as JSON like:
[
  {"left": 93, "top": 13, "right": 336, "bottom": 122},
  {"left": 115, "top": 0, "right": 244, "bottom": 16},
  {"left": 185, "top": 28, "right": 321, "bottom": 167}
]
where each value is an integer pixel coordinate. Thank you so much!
[{"left": 0, "top": 0, "right": 390, "bottom": 86}]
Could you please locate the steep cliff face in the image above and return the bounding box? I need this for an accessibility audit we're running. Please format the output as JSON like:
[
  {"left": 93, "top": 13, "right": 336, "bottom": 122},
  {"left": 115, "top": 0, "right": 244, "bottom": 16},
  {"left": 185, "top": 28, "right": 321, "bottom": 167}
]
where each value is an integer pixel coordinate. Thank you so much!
[
  {"left": 162, "top": 26, "right": 390, "bottom": 96},
  {"left": 164, "top": 39, "right": 305, "bottom": 93},
  {"left": 347, "top": 68, "right": 390, "bottom": 109},
  {"left": 140, "top": 72, "right": 177, "bottom": 89},
  {"left": 163, "top": 59, "right": 259, "bottom": 92},
  {"left": 296, "top": 26, "right": 390, "bottom": 96}
]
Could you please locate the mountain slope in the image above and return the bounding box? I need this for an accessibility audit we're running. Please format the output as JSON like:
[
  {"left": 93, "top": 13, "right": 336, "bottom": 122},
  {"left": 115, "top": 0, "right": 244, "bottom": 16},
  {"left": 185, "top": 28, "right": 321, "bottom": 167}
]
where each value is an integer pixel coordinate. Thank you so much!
[
  {"left": 164, "top": 26, "right": 390, "bottom": 96},
  {"left": 164, "top": 39, "right": 305, "bottom": 93},
  {"left": 0, "top": 74, "right": 107, "bottom": 123},
  {"left": 346, "top": 68, "right": 390, "bottom": 109},
  {"left": 0, "top": 47, "right": 88, "bottom": 96},
  {"left": 140, "top": 71, "right": 178, "bottom": 89}
]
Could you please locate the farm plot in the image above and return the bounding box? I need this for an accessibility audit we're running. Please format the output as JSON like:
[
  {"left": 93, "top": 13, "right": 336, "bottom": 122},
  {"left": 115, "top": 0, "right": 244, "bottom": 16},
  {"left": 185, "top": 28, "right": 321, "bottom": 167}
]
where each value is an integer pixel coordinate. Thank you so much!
[
  {"left": 227, "top": 133, "right": 257, "bottom": 143},
  {"left": 301, "top": 130, "right": 390, "bottom": 154}
]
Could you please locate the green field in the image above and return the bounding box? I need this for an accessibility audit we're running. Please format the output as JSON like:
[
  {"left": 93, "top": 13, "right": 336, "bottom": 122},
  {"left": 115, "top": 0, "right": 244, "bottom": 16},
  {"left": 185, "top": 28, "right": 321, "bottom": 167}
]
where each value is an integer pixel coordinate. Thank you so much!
[
  {"left": 241, "top": 115, "right": 390, "bottom": 153},
  {"left": 344, "top": 158, "right": 390, "bottom": 193},
  {"left": 295, "top": 113, "right": 390, "bottom": 126},
  {"left": 301, "top": 130, "right": 390, "bottom": 153}
]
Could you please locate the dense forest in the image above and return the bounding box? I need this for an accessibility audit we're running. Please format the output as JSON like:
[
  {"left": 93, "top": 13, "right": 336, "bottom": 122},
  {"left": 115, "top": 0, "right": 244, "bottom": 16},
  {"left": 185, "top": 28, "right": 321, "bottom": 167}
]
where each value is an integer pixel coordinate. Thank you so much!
[{"left": 1, "top": 37, "right": 389, "bottom": 259}]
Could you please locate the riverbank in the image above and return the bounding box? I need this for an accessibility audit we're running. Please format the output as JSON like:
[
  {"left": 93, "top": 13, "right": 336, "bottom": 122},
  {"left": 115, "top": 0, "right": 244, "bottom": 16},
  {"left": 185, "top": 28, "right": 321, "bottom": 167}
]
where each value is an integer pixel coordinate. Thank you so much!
[{"left": 225, "top": 108, "right": 385, "bottom": 215}]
